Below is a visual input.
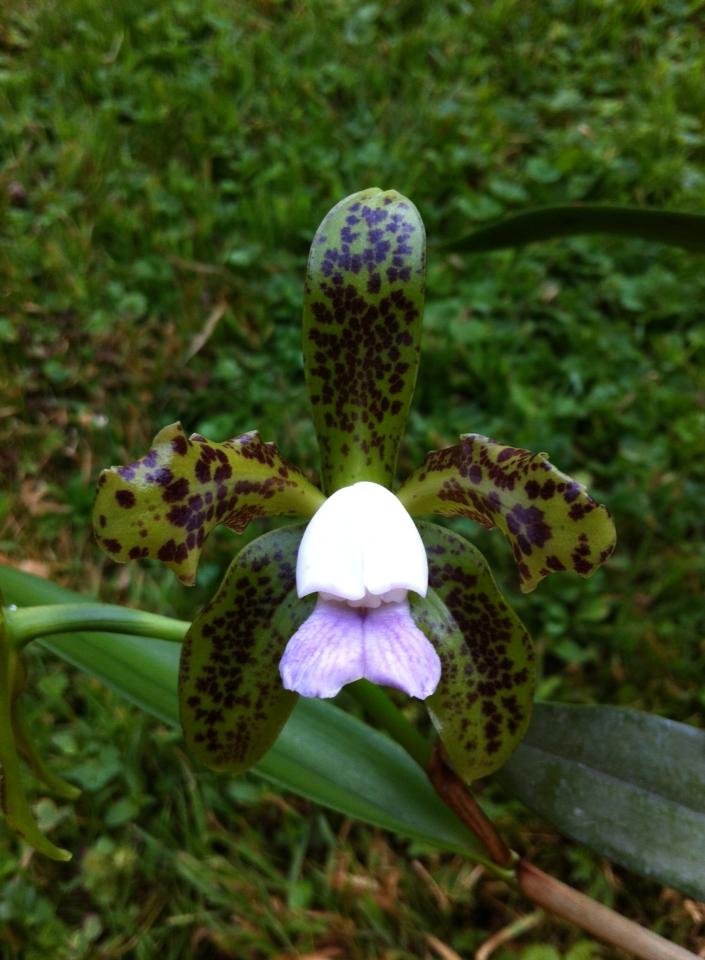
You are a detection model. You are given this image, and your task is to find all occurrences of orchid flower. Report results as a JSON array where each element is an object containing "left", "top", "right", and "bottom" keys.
[{"left": 93, "top": 189, "right": 615, "bottom": 783}]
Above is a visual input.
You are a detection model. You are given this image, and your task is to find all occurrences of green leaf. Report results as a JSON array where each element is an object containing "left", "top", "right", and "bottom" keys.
[
  {"left": 444, "top": 205, "right": 705, "bottom": 254},
  {"left": 66, "top": 745, "right": 123, "bottom": 792},
  {"left": 413, "top": 522, "right": 535, "bottom": 781},
  {"left": 0, "top": 636, "right": 71, "bottom": 860},
  {"left": 398, "top": 434, "right": 616, "bottom": 593},
  {"left": 180, "top": 525, "right": 309, "bottom": 774},
  {"left": 93, "top": 422, "right": 324, "bottom": 585},
  {"left": 0, "top": 564, "right": 488, "bottom": 865},
  {"left": 12, "top": 697, "right": 81, "bottom": 801},
  {"left": 259, "top": 697, "right": 486, "bottom": 859},
  {"left": 496, "top": 703, "right": 705, "bottom": 900},
  {"left": 303, "top": 188, "right": 426, "bottom": 493}
]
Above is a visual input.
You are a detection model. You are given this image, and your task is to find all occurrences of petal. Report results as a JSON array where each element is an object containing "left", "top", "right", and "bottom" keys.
[
  {"left": 280, "top": 599, "right": 364, "bottom": 698},
  {"left": 93, "top": 422, "right": 324, "bottom": 585},
  {"left": 296, "top": 482, "right": 428, "bottom": 601},
  {"left": 179, "top": 525, "right": 307, "bottom": 773},
  {"left": 303, "top": 189, "right": 426, "bottom": 493},
  {"left": 413, "top": 522, "right": 536, "bottom": 782},
  {"left": 296, "top": 486, "right": 366, "bottom": 601},
  {"left": 362, "top": 599, "right": 440, "bottom": 700},
  {"left": 397, "top": 433, "right": 616, "bottom": 593},
  {"left": 358, "top": 483, "right": 428, "bottom": 598}
]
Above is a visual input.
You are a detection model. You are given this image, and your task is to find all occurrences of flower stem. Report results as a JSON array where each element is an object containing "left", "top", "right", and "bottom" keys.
[
  {"left": 427, "top": 744, "right": 514, "bottom": 867},
  {"left": 348, "top": 679, "right": 432, "bottom": 768},
  {"left": 2, "top": 603, "right": 189, "bottom": 649},
  {"left": 517, "top": 860, "right": 698, "bottom": 960}
]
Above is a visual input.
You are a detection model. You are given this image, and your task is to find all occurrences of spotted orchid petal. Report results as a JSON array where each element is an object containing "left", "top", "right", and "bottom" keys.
[
  {"left": 179, "top": 525, "right": 310, "bottom": 773},
  {"left": 303, "top": 188, "right": 426, "bottom": 493},
  {"left": 280, "top": 597, "right": 440, "bottom": 700},
  {"left": 411, "top": 522, "right": 535, "bottom": 781},
  {"left": 397, "top": 434, "right": 616, "bottom": 593},
  {"left": 93, "top": 422, "right": 324, "bottom": 585},
  {"left": 296, "top": 481, "right": 428, "bottom": 604}
]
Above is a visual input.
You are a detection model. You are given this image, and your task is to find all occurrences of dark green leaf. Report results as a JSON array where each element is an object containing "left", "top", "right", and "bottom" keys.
[
  {"left": 496, "top": 702, "right": 705, "bottom": 899},
  {"left": 444, "top": 205, "right": 705, "bottom": 254}
]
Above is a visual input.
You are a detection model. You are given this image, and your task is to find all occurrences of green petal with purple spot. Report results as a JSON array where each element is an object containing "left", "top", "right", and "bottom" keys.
[
  {"left": 303, "top": 188, "right": 426, "bottom": 493},
  {"left": 412, "top": 521, "right": 535, "bottom": 782},
  {"left": 179, "top": 525, "right": 312, "bottom": 773},
  {"left": 93, "top": 422, "right": 324, "bottom": 586},
  {"left": 398, "top": 434, "right": 616, "bottom": 593}
]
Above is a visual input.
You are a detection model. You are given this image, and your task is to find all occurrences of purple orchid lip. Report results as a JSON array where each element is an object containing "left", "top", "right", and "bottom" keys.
[{"left": 279, "top": 596, "right": 441, "bottom": 700}]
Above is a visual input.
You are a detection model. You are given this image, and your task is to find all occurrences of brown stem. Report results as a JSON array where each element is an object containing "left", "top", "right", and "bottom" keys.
[
  {"left": 427, "top": 745, "right": 513, "bottom": 867},
  {"left": 426, "top": 747, "right": 697, "bottom": 960},
  {"left": 518, "top": 860, "right": 698, "bottom": 960}
]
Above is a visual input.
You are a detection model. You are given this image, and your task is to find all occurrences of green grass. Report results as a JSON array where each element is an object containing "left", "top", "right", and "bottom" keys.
[{"left": 1, "top": 0, "right": 705, "bottom": 955}]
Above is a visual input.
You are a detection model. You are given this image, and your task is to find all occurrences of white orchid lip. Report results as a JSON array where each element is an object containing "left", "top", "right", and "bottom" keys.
[
  {"left": 296, "top": 481, "right": 428, "bottom": 605},
  {"left": 280, "top": 482, "right": 440, "bottom": 700}
]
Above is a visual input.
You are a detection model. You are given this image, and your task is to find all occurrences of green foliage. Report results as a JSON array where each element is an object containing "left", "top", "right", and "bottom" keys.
[
  {"left": 2, "top": 0, "right": 704, "bottom": 954},
  {"left": 498, "top": 703, "right": 705, "bottom": 900}
]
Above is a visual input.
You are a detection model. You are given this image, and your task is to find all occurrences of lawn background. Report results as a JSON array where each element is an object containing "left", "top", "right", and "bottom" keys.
[{"left": 1, "top": 0, "right": 704, "bottom": 956}]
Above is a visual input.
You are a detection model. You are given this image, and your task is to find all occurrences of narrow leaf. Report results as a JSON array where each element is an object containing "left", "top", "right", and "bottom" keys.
[
  {"left": 93, "top": 422, "right": 324, "bottom": 585},
  {"left": 445, "top": 205, "right": 705, "bottom": 254},
  {"left": 496, "top": 703, "right": 705, "bottom": 899},
  {"left": 398, "top": 434, "right": 616, "bottom": 593},
  {"left": 0, "top": 565, "right": 487, "bottom": 862},
  {"left": 0, "top": 638, "right": 71, "bottom": 860},
  {"left": 303, "top": 188, "right": 426, "bottom": 493},
  {"left": 180, "top": 526, "right": 309, "bottom": 773},
  {"left": 413, "top": 522, "right": 535, "bottom": 780}
]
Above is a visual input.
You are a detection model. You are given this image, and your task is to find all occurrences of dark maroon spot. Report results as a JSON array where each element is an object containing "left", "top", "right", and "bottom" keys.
[
  {"left": 115, "top": 489, "right": 136, "bottom": 508},
  {"left": 158, "top": 539, "right": 177, "bottom": 562},
  {"left": 524, "top": 480, "right": 540, "bottom": 499},
  {"left": 564, "top": 482, "right": 581, "bottom": 503},
  {"left": 163, "top": 477, "right": 190, "bottom": 503},
  {"left": 171, "top": 434, "right": 188, "bottom": 455}
]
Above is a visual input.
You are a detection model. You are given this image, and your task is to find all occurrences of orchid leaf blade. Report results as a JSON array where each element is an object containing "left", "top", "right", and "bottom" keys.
[
  {"left": 414, "top": 522, "right": 535, "bottom": 781},
  {"left": 444, "top": 205, "right": 705, "bottom": 254},
  {"left": 303, "top": 188, "right": 426, "bottom": 493},
  {"left": 0, "top": 640, "right": 72, "bottom": 860},
  {"left": 258, "top": 697, "right": 487, "bottom": 861},
  {"left": 180, "top": 525, "right": 308, "bottom": 774},
  {"left": 399, "top": 434, "right": 616, "bottom": 593},
  {"left": 496, "top": 703, "right": 705, "bottom": 899},
  {"left": 0, "top": 564, "right": 487, "bottom": 864},
  {"left": 93, "top": 422, "right": 324, "bottom": 585}
]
